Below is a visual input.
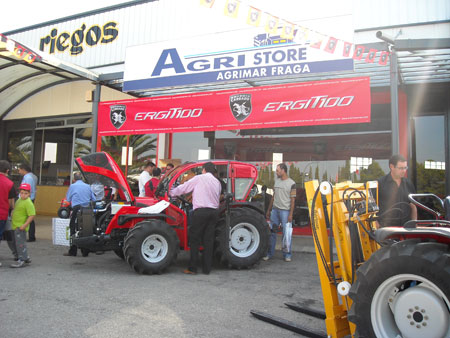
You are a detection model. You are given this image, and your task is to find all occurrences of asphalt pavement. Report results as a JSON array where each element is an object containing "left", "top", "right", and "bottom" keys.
[{"left": 0, "top": 216, "right": 326, "bottom": 338}]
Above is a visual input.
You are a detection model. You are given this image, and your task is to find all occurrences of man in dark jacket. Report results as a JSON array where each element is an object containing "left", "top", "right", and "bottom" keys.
[{"left": 377, "top": 154, "right": 417, "bottom": 227}]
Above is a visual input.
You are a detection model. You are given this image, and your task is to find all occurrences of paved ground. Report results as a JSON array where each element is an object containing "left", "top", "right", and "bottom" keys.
[{"left": 0, "top": 216, "right": 326, "bottom": 338}]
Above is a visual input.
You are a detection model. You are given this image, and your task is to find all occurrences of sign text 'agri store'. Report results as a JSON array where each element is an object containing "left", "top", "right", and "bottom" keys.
[
  {"left": 123, "top": 28, "right": 354, "bottom": 92},
  {"left": 99, "top": 77, "right": 370, "bottom": 136}
]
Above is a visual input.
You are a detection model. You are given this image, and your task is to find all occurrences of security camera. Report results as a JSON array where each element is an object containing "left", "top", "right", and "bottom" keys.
[{"left": 376, "top": 31, "right": 395, "bottom": 45}]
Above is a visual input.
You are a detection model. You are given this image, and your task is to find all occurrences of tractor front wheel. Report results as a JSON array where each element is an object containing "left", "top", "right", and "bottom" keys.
[
  {"left": 123, "top": 220, "right": 179, "bottom": 274},
  {"left": 349, "top": 240, "right": 450, "bottom": 338}
]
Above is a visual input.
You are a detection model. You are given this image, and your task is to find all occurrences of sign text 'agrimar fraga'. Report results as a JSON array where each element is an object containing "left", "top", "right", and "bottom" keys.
[
  {"left": 123, "top": 25, "right": 354, "bottom": 92},
  {"left": 99, "top": 77, "right": 370, "bottom": 136}
]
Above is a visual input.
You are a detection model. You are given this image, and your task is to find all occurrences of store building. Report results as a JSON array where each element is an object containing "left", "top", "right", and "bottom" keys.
[{"left": 1, "top": 0, "right": 449, "bottom": 220}]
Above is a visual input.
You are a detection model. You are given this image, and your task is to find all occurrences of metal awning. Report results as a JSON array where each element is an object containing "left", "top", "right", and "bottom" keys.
[
  {"left": 100, "top": 38, "right": 450, "bottom": 98},
  {"left": 0, "top": 33, "right": 100, "bottom": 120}
]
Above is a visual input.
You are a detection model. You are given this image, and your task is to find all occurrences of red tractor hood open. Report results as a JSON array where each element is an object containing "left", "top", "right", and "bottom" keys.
[{"left": 75, "top": 152, "right": 135, "bottom": 203}]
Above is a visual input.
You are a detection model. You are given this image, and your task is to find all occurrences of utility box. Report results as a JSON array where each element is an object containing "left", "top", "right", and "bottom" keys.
[{"left": 52, "top": 218, "right": 70, "bottom": 246}]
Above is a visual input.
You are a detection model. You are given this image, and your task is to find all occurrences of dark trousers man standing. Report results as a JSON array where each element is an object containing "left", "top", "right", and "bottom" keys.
[
  {"left": 27, "top": 199, "right": 36, "bottom": 241},
  {"left": 66, "top": 205, "right": 81, "bottom": 256},
  {"left": 188, "top": 208, "right": 219, "bottom": 274}
]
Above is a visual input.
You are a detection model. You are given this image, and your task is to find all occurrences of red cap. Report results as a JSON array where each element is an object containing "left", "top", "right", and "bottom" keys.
[{"left": 19, "top": 183, "right": 31, "bottom": 191}]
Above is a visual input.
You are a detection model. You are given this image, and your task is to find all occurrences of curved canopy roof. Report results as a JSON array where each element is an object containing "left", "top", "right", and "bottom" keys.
[{"left": 0, "top": 33, "right": 100, "bottom": 120}]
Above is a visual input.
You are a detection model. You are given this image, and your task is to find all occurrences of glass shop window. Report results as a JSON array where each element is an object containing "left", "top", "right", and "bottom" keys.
[{"left": 7, "top": 131, "right": 33, "bottom": 186}]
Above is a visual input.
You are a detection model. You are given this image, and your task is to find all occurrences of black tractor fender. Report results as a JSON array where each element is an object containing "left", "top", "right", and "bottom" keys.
[
  {"left": 375, "top": 226, "right": 450, "bottom": 245},
  {"left": 218, "top": 201, "right": 265, "bottom": 217}
]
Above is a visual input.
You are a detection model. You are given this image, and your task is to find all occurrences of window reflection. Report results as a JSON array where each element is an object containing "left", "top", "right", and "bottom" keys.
[
  {"left": 101, "top": 134, "right": 157, "bottom": 196},
  {"left": 7, "top": 131, "right": 33, "bottom": 186}
]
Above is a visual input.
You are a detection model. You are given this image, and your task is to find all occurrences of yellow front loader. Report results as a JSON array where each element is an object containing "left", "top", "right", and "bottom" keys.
[{"left": 304, "top": 180, "right": 380, "bottom": 337}]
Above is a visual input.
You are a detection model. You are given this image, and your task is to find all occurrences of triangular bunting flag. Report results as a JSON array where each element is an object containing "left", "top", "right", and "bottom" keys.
[
  {"left": 343, "top": 42, "right": 353, "bottom": 57},
  {"left": 365, "top": 48, "right": 378, "bottom": 63},
  {"left": 353, "top": 45, "right": 365, "bottom": 60},
  {"left": 324, "top": 37, "right": 338, "bottom": 53},
  {"left": 379, "top": 51, "right": 389, "bottom": 65},
  {"left": 296, "top": 26, "right": 310, "bottom": 44},
  {"left": 224, "top": 0, "right": 240, "bottom": 18},
  {"left": 280, "top": 21, "right": 295, "bottom": 40},
  {"left": 310, "top": 31, "right": 326, "bottom": 49},
  {"left": 247, "top": 6, "right": 261, "bottom": 26},
  {"left": 265, "top": 14, "right": 279, "bottom": 35}
]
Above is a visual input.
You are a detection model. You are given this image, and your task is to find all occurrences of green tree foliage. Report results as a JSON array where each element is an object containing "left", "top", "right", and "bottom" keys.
[
  {"left": 416, "top": 162, "right": 445, "bottom": 196},
  {"left": 338, "top": 160, "right": 351, "bottom": 182},
  {"left": 322, "top": 170, "right": 328, "bottom": 182},
  {"left": 8, "top": 135, "right": 32, "bottom": 167},
  {"left": 256, "top": 166, "right": 275, "bottom": 189},
  {"left": 289, "top": 164, "right": 302, "bottom": 183},
  {"left": 314, "top": 166, "right": 320, "bottom": 180},
  {"left": 101, "top": 135, "right": 157, "bottom": 175},
  {"left": 360, "top": 161, "right": 386, "bottom": 182}
]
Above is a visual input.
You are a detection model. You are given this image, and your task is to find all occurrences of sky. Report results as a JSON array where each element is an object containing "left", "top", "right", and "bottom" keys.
[
  {"left": 1, "top": 0, "right": 127, "bottom": 33},
  {"left": 1, "top": 0, "right": 353, "bottom": 33}
]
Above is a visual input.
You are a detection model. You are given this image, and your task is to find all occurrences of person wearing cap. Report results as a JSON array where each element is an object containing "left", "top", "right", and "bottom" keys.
[
  {"left": 10, "top": 183, "right": 35, "bottom": 268},
  {"left": 18, "top": 163, "right": 38, "bottom": 242},
  {"left": 0, "top": 160, "right": 16, "bottom": 268}
]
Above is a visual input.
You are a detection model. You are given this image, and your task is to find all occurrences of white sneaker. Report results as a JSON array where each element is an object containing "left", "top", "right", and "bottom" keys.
[
  {"left": 262, "top": 256, "right": 269, "bottom": 261},
  {"left": 10, "top": 260, "right": 25, "bottom": 268},
  {"left": 284, "top": 257, "right": 291, "bottom": 262}
]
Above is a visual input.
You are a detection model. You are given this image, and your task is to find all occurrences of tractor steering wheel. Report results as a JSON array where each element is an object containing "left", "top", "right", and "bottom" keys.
[{"left": 176, "top": 195, "right": 193, "bottom": 208}]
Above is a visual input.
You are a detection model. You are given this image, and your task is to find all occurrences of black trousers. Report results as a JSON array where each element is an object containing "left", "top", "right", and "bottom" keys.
[
  {"left": 28, "top": 199, "right": 36, "bottom": 240},
  {"left": 68, "top": 205, "right": 81, "bottom": 255},
  {"left": 188, "top": 208, "right": 219, "bottom": 274}
]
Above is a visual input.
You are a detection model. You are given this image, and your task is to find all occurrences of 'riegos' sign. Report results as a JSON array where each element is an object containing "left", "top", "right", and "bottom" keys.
[{"left": 39, "top": 21, "right": 119, "bottom": 56}]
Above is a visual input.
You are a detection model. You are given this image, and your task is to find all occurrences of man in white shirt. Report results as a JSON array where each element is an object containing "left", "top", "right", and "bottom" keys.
[{"left": 138, "top": 161, "right": 155, "bottom": 197}]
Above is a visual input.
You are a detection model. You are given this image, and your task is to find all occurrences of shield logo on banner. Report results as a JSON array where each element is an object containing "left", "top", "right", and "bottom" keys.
[
  {"left": 229, "top": 94, "right": 252, "bottom": 122},
  {"left": 110, "top": 105, "right": 127, "bottom": 130}
]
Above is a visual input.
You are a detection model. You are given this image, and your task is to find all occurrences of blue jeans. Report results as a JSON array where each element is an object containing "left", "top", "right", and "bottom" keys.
[{"left": 267, "top": 208, "right": 291, "bottom": 259}]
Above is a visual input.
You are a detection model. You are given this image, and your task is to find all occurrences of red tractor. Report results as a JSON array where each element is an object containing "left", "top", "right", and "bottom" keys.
[{"left": 72, "top": 152, "right": 269, "bottom": 274}]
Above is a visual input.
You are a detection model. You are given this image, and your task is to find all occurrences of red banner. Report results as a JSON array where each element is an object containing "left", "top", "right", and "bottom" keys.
[{"left": 98, "top": 77, "right": 370, "bottom": 136}]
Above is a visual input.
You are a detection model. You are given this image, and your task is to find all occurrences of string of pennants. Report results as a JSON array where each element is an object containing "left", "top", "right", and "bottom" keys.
[
  {"left": 199, "top": 0, "right": 390, "bottom": 66},
  {"left": 0, "top": 33, "right": 41, "bottom": 64}
]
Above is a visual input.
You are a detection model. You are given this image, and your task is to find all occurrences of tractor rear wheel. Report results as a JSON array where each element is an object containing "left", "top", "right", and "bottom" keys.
[
  {"left": 123, "top": 220, "right": 179, "bottom": 274},
  {"left": 349, "top": 240, "right": 450, "bottom": 338},
  {"left": 215, "top": 208, "right": 269, "bottom": 269}
]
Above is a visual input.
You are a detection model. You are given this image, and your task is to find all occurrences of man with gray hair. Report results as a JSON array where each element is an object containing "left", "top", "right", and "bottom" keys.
[{"left": 63, "top": 173, "right": 95, "bottom": 257}]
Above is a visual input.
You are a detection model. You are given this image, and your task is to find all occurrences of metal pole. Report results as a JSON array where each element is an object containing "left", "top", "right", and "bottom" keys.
[
  {"left": 446, "top": 94, "right": 450, "bottom": 196},
  {"left": 390, "top": 49, "right": 399, "bottom": 155},
  {"left": 91, "top": 83, "right": 101, "bottom": 153}
]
